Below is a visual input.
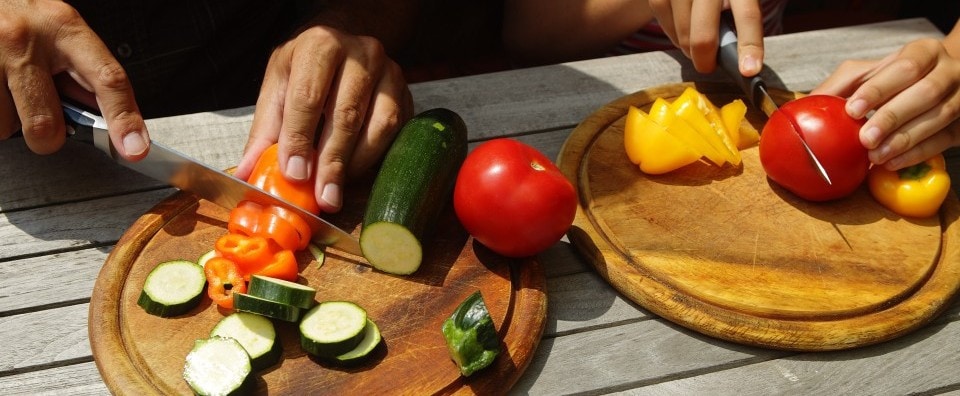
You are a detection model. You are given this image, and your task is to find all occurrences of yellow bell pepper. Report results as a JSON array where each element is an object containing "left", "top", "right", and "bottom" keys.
[
  {"left": 623, "top": 105, "right": 700, "bottom": 174},
  {"left": 867, "top": 153, "right": 951, "bottom": 218}
]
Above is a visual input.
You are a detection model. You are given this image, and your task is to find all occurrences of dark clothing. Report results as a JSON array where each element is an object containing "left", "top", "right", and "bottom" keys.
[{"left": 67, "top": 1, "right": 302, "bottom": 118}]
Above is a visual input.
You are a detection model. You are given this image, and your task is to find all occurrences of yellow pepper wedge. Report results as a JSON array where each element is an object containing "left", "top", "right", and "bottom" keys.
[
  {"left": 671, "top": 88, "right": 740, "bottom": 166},
  {"left": 649, "top": 98, "right": 726, "bottom": 166},
  {"left": 867, "top": 153, "right": 951, "bottom": 218},
  {"left": 719, "top": 99, "right": 760, "bottom": 149},
  {"left": 623, "top": 105, "right": 700, "bottom": 174}
]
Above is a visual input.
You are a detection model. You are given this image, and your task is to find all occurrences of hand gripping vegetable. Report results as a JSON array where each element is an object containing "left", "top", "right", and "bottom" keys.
[{"left": 868, "top": 153, "right": 951, "bottom": 218}]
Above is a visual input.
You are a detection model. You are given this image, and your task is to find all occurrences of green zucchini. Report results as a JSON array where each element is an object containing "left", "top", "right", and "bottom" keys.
[
  {"left": 210, "top": 312, "right": 282, "bottom": 371},
  {"left": 247, "top": 275, "right": 317, "bottom": 309},
  {"left": 333, "top": 319, "right": 382, "bottom": 366},
  {"left": 299, "top": 301, "right": 368, "bottom": 358},
  {"left": 137, "top": 260, "right": 206, "bottom": 317},
  {"left": 361, "top": 108, "right": 468, "bottom": 275},
  {"left": 182, "top": 335, "right": 253, "bottom": 396},
  {"left": 233, "top": 292, "right": 302, "bottom": 322},
  {"left": 442, "top": 291, "right": 501, "bottom": 377}
]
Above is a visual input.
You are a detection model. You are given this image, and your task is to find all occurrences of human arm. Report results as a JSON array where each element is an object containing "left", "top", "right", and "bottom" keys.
[
  {"left": 812, "top": 19, "right": 960, "bottom": 170},
  {"left": 501, "top": 0, "right": 653, "bottom": 65},
  {"left": 234, "top": 2, "right": 418, "bottom": 213},
  {"left": 648, "top": 0, "right": 765, "bottom": 76},
  {"left": 0, "top": 0, "right": 149, "bottom": 160}
]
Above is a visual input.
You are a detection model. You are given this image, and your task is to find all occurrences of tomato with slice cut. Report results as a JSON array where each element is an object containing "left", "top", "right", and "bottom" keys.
[{"left": 759, "top": 95, "right": 869, "bottom": 201}]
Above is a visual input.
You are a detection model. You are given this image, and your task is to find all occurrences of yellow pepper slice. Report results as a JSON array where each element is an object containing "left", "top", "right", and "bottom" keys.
[
  {"left": 672, "top": 88, "right": 740, "bottom": 166},
  {"left": 623, "top": 105, "right": 700, "bottom": 174},
  {"left": 647, "top": 98, "right": 723, "bottom": 166},
  {"left": 867, "top": 153, "right": 951, "bottom": 218},
  {"left": 719, "top": 99, "right": 759, "bottom": 149}
]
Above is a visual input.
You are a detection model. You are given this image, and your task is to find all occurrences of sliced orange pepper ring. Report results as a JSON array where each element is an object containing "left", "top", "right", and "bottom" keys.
[
  {"left": 204, "top": 257, "right": 247, "bottom": 309},
  {"left": 215, "top": 233, "right": 276, "bottom": 275},
  {"left": 254, "top": 249, "right": 300, "bottom": 282}
]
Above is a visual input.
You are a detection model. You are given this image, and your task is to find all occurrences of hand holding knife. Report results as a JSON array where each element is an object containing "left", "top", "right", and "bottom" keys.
[
  {"left": 62, "top": 102, "right": 363, "bottom": 256},
  {"left": 715, "top": 14, "right": 833, "bottom": 185}
]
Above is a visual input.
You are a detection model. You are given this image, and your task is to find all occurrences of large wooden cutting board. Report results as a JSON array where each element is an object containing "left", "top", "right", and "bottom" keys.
[
  {"left": 558, "top": 82, "right": 960, "bottom": 351},
  {"left": 88, "top": 179, "right": 546, "bottom": 395}
]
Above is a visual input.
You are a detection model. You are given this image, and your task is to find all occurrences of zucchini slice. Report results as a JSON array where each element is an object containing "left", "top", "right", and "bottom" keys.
[
  {"left": 300, "top": 301, "right": 368, "bottom": 358},
  {"left": 247, "top": 275, "right": 317, "bottom": 309},
  {"left": 333, "top": 319, "right": 382, "bottom": 366},
  {"left": 182, "top": 335, "right": 252, "bottom": 396},
  {"left": 361, "top": 108, "right": 468, "bottom": 275},
  {"left": 137, "top": 260, "right": 206, "bottom": 317},
  {"left": 442, "top": 291, "right": 501, "bottom": 376},
  {"left": 197, "top": 249, "right": 217, "bottom": 268},
  {"left": 233, "top": 293, "right": 302, "bottom": 322},
  {"left": 210, "top": 312, "right": 282, "bottom": 371}
]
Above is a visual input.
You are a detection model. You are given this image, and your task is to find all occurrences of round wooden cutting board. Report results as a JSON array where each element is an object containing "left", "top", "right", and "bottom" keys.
[
  {"left": 88, "top": 180, "right": 546, "bottom": 395},
  {"left": 558, "top": 82, "right": 960, "bottom": 351}
]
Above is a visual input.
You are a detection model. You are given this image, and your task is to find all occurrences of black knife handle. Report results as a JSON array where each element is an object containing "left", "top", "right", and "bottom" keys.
[{"left": 717, "top": 12, "right": 767, "bottom": 111}]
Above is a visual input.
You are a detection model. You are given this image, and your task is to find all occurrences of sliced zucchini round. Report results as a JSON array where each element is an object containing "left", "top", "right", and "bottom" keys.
[
  {"left": 334, "top": 319, "right": 382, "bottom": 366},
  {"left": 300, "top": 301, "right": 368, "bottom": 357},
  {"left": 247, "top": 275, "right": 317, "bottom": 309},
  {"left": 197, "top": 249, "right": 217, "bottom": 269},
  {"left": 182, "top": 335, "right": 252, "bottom": 396},
  {"left": 233, "top": 293, "right": 302, "bottom": 323},
  {"left": 137, "top": 260, "right": 206, "bottom": 317},
  {"left": 210, "top": 312, "right": 281, "bottom": 371}
]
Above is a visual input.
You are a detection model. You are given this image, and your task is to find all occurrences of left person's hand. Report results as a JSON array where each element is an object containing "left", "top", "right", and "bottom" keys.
[
  {"left": 234, "top": 25, "right": 413, "bottom": 213},
  {"left": 812, "top": 38, "right": 960, "bottom": 170}
]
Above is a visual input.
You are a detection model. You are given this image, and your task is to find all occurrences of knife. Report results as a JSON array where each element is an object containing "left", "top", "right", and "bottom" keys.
[
  {"left": 61, "top": 102, "right": 363, "bottom": 257},
  {"left": 716, "top": 15, "right": 833, "bottom": 185}
]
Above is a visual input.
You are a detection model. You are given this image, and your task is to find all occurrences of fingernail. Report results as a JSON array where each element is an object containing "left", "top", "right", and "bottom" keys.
[
  {"left": 861, "top": 126, "right": 881, "bottom": 148},
  {"left": 285, "top": 155, "right": 310, "bottom": 181},
  {"left": 321, "top": 183, "right": 341, "bottom": 209},
  {"left": 847, "top": 99, "right": 868, "bottom": 119},
  {"left": 741, "top": 55, "right": 761, "bottom": 75},
  {"left": 122, "top": 131, "right": 148, "bottom": 156}
]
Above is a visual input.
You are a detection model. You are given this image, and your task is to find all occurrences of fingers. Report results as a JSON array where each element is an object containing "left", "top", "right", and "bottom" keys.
[
  {"left": 687, "top": 0, "right": 724, "bottom": 73},
  {"left": 312, "top": 38, "right": 383, "bottom": 213},
  {"left": 845, "top": 39, "right": 941, "bottom": 121},
  {"left": 8, "top": 63, "right": 66, "bottom": 155},
  {"left": 880, "top": 118, "right": 960, "bottom": 170},
  {"left": 728, "top": 0, "right": 764, "bottom": 76},
  {"left": 237, "top": 71, "right": 286, "bottom": 181},
  {"left": 59, "top": 23, "right": 149, "bottom": 161},
  {"left": 810, "top": 59, "right": 880, "bottom": 97},
  {"left": 346, "top": 62, "right": 410, "bottom": 179},
  {"left": 648, "top": 0, "right": 681, "bottom": 50}
]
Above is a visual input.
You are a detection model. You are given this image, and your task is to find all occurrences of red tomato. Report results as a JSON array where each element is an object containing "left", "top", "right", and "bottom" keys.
[
  {"left": 454, "top": 138, "right": 577, "bottom": 258},
  {"left": 759, "top": 95, "right": 869, "bottom": 201}
]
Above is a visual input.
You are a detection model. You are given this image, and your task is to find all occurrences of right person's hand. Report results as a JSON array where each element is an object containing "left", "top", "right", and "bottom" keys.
[
  {"left": 648, "top": 0, "right": 765, "bottom": 76},
  {"left": 812, "top": 38, "right": 960, "bottom": 170},
  {"left": 0, "top": 0, "right": 149, "bottom": 160},
  {"left": 235, "top": 25, "right": 412, "bottom": 214}
]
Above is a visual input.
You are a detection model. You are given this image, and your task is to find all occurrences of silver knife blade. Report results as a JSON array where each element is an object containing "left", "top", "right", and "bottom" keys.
[
  {"left": 717, "top": 15, "right": 833, "bottom": 185},
  {"left": 62, "top": 102, "right": 363, "bottom": 256}
]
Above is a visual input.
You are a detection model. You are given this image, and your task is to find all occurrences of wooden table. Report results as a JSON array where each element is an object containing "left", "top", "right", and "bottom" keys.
[{"left": 2, "top": 18, "right": 959, "bottom": 395}]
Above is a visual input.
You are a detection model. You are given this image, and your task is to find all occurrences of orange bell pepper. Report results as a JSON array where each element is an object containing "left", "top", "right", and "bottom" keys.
[
  {"left": 246, "top": 143, "right": 321, "bottom": 215},
  {"left": 204, "top": 257, "right": 247, "bottom": 309},
  {"left": 254, "top": 249, "right": 300, "bottom": 281},
  {"left": 867, "top": 153, "right": 951, "bottom": 218},
  {"left": 215, "top": 233, "right": 275, "bottom": 274},
  {"left": 228, "top": 200, "right": 312, "bottom": 251}
]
